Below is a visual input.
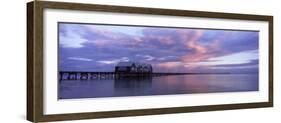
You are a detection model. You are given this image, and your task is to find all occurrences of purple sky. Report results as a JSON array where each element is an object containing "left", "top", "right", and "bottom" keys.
[{"left": 59, "top": 23, "right": 259, "bottom": 73}]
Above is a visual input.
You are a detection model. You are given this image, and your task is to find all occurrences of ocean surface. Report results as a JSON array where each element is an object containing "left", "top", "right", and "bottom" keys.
[{"left": 59, "top": 74, "right": 258, "bottom": 99}]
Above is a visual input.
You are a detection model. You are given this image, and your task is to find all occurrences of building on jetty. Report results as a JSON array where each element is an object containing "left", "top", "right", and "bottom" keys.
[{"left": 114, "top": 62, "right": 153, "bottom": 76}]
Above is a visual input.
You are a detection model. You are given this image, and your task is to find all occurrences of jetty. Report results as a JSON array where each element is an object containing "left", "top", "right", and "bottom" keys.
[{"left": 59, "top": 71, "right": 230, "bottom": 80}]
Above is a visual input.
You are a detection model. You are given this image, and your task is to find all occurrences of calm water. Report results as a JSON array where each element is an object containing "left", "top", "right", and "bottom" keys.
[{"left": 59, "top": 74, "right": 258, "bottom": 99}]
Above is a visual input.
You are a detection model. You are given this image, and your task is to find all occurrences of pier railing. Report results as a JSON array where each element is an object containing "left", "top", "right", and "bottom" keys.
[
  {"left": 59, "top": 71, "right": 199, "bottom": 80},
  {"left": 59, "top": 71, "right": 231, "bottom": 80}
]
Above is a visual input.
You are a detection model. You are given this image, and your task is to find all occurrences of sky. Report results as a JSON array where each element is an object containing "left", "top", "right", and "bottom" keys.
[{"left": 58, "top": 23, "right": 259, "bottom": 73}]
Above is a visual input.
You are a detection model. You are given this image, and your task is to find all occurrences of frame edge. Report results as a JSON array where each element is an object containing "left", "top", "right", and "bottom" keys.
[
  {"left": 37, "top": 1, "right": 272, "bottom": 21},
  {"left": 27, "top": 1, "right": 35, "bottom": 122},
  {"left": 268, "top": 16, "right": 274, "bottom": 107}
]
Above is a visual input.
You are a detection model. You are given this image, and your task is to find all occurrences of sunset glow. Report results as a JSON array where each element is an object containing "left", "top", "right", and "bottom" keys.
[{"left": 59, "top": 23, "right": 259, "bottom": 73}]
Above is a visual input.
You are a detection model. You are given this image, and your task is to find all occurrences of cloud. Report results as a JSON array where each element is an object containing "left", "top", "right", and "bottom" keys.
[
  {"left": 59, "top": 23, "right": 89, "bottom": 48},
  {"left": 68, "top": 57, "right": 92, "bottom": 62},
  {"left": 136, "top": 54, "right": 155, "bottom": 61},
  {"left": 96, "top": 60, "right": 116, "bottom": 65},
  {"left": 181, "top": 30, "right": 207, "bottom": 54},
  {"left": 97, "top": 57, "right": 130, "bottom": 65},
  {"left": 213, "top": 59, "right": 258, "bottom": 68},
  {"left": 157, "top": 62, "right": 183, "bottom": 68},
  {"left": 59, "top": 23, "right": 259, "bottom": 73}
]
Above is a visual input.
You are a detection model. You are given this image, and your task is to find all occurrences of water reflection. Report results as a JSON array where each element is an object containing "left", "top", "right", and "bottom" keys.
[
  {"left": 114, "top": 76, "right": 152, "bottom": 90},
  {"left": 59, "top": 74, "right": 259, "bottom": 99}
]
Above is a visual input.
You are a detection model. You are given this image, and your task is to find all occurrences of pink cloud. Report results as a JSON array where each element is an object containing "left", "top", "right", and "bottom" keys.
[
  {"left": 177, "top": 30, "right": 224, "bottom": 63},
  {"left": 157, "top": 62, "right": 183, "bottom": 69},
  {"left": 180, "top": 30, "right": 207, "bottom": 54}
]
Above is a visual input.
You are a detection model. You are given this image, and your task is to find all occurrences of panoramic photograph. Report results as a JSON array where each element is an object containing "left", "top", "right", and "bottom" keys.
[{"left": 58, "top": 22, "right": 259, "bottom": 99}]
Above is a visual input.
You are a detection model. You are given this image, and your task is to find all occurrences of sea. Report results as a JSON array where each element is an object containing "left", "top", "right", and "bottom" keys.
[{"left": 59, "top": 74, "right": 258, "bottom": 99}]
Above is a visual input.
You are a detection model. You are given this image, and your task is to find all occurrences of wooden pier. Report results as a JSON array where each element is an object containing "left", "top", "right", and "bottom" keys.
[
  {"left": 59, "top": 71, "right": 230, "bottom": 80},
  {"left": 59, "top": 72, "right": 115, "bottom": 80}
]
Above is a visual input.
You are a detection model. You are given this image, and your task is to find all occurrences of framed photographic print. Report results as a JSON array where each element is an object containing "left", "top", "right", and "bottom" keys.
[{"left": 27, "top": 0, "right": 273, "bottom": 122}]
